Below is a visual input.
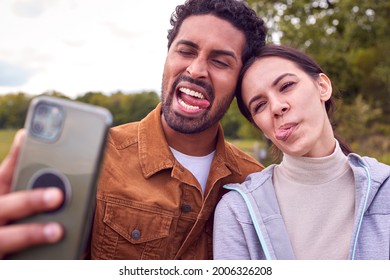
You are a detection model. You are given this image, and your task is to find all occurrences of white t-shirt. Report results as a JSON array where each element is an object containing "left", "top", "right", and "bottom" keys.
[{"left": 170, "top": 147, "right": 215, "bottom": 193}]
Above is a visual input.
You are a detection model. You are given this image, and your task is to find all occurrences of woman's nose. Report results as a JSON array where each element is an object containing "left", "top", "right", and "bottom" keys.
[{"left": 271, "top": 98, "right": 289, "bottom": 116}]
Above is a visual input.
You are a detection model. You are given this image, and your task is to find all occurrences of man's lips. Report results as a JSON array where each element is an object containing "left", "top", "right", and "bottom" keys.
[
  {"left": 177, "top": 87, "right": 211, "bottom": 111},
  {"left": 275, "top": 123, "right": 297, "bottom": 141}
]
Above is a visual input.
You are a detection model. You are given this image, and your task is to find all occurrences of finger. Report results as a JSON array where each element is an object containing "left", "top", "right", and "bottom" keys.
[
  {"left": 0, "top": 222, "right": 63, "bottom": 259},
  {"left": 0, "top": 188, "right": 63, "bottom": 225},
  {"left": 0, "top": 129, "right": 26, "bottom": 195}
]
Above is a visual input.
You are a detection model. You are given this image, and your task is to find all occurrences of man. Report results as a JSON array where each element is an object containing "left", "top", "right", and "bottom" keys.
[
  {"left": 0, "top": 0, "right": 266, "bottom": 259},
  {"left": 90, "top": 0, "right": 266, "bottom": 259}
]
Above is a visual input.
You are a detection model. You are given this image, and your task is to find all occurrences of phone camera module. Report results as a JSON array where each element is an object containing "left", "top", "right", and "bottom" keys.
[{"left": 30, "top": 102, "right": 64, "bottom": 142}]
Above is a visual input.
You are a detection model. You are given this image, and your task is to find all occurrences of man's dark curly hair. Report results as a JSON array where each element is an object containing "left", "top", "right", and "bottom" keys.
[{"left": 167, "top": 0, "right": 267, "bottom": 65}]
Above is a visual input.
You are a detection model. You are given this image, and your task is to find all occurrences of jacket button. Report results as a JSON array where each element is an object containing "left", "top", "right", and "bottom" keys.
[
  {"left": 181, "top": 204, "right": 192, "bottom": 213},
  {"left": 131, "top": 229, "right": 141, "bottom": 240}
]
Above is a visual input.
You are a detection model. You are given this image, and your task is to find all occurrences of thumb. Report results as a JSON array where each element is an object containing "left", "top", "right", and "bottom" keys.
[{"left": 0, "top": 129, "right": 25, "bottom": 195}]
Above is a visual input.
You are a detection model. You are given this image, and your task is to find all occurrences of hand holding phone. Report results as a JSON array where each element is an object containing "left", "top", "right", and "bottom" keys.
[
  {"left": 6, "top": 96, "right": 112, "bottom": 259},
  {"left": 0, "top": 130, "right": 63, "bottom": 259}
]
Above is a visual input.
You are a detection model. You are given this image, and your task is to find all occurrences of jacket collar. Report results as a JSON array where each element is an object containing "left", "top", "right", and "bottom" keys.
[{"left": 347, "top": 153, "right": 390, "bottom": 214}]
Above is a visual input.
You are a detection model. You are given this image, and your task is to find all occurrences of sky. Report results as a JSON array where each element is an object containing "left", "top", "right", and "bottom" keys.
[{"left": 0, "top": 0, "right": 185, "bottom": 99}]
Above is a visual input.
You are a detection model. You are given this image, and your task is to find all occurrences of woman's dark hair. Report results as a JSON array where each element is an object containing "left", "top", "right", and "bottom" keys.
[
  {"left": 236, "top": 44, "right": 352, "bottom": 157},
  {"left": 167, "top": 0, "right": 267, "bottom": 65}
]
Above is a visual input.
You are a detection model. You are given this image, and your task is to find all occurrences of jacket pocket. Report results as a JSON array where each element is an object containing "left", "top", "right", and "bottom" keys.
[
  {"left": 101, "top": 201, "right": 173, "bottom": 259},
  {"left": 104, "top": 202, "right": 172, "bottom": 242}
]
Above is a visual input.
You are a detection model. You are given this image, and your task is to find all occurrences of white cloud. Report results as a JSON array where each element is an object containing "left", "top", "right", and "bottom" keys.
[
  {"left": 11, "top": 0, "right": 58, "bottom": 18},
  {"left": 0, "top": 0, "right": 185, "bottom": 98}
]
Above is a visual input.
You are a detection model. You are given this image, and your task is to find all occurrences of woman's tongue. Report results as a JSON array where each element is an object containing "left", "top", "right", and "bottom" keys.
[
  {"left": 275, "top": 126, "right": 294, "bottom": 141},
  {"left": 180, "top": 92, "right": 210, "bottom": 109}
]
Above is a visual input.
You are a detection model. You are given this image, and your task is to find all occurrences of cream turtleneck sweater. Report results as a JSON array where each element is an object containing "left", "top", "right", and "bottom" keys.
[{"left": 273, "top": 140, "right": 355, "bottom": 259}]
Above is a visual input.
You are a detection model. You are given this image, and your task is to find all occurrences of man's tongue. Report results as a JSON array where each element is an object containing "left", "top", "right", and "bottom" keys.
[{"left": 180, "top": 92, "right": 210, "bottom": 108}]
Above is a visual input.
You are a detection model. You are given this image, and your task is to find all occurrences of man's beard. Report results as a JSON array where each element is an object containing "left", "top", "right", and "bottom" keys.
[{"left": 161, "top": 75, "right": 233, "bottom": 134}]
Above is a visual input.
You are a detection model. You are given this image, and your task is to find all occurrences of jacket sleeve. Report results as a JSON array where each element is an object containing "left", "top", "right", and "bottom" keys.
[{"left": 213, "top": 193, "right": 260, "bottom": 260}]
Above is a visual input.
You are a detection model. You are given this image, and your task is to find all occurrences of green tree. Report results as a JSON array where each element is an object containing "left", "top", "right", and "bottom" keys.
[
  {"left": 0, "top": 93, "right": 31, "bottom": 128},
  {"left": 221, "top": 99, "right": 243, "bottom": 139},
  {"left": 221, "top": 98, "right": 261, "bottom": 139},
  {"left": 247, "top": 0, "right": 390, "bottom": 123},
  {"left": 334, "top": 95, "right": 389, "bottom": 163},
  {"left": 76, "top": 91, "right": 160, "bottom": 126},
  {"left": 76, "top": 91, "right": 110, "bottom": 107},
  {"left": 124, "top": 91, "right": 160, "bottom": 123}
]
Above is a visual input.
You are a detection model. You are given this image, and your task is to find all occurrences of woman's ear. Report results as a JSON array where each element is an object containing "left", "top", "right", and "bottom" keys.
[{"left": 318, "top": 73, "right": 332, "bottom": 101}]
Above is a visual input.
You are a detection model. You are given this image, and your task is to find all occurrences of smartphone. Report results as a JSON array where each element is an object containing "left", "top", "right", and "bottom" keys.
[{"left": 7, "top": 95, "right": 113, "bottom": 260}]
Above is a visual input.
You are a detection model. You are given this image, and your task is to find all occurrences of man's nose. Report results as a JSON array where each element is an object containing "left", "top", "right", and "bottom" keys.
[{"left": 186, "top": 57, "right": 208, "bottom": 79}]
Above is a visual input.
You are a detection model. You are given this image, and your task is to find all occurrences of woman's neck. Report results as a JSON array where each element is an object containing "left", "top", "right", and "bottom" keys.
[{"left": 278, "top": 140, "right": 350, "bottom": 185}]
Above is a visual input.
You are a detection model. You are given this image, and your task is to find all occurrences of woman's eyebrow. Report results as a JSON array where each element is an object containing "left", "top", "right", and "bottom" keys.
[
  {"left": 272, "top": 73, "right": 297, "bottom": 86},
  {"left": 248, "top": 95, "right": 262, "bottom": 110}
]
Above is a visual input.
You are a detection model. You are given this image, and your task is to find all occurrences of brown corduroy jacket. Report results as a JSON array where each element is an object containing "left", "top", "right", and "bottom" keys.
[{"left": 90, "top": 103, "right": 263, "bottom": 259}]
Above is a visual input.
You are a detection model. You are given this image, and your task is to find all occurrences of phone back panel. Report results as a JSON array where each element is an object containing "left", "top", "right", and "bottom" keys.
[{"left": 8, "top": 96, "right": 112, "bottom": 259}]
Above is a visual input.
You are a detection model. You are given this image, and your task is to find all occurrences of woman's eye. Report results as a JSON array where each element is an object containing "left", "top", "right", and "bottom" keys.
[
  {"left": 252, "top": 101, "right": 266, "bottom": 114},
  {"left": 280, "top": 81, "right": 294, "bottom": 92}
]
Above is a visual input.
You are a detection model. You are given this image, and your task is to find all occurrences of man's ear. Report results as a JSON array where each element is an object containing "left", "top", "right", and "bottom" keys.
[{"left": 318, "top": 73, "right": 332, "bottom": 101}]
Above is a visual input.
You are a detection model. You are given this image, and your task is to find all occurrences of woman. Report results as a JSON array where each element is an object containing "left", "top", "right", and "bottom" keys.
[{"left": 213, "top": 44, "right": 390, "bottom": 260}]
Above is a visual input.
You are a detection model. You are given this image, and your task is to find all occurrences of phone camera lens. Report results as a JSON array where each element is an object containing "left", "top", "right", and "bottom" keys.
[
  {"left": 37, "top": 105, "right": 48, "bottom": 116},
  {"left": 32, "top": 122, "right": 44, "bottom": 134}
]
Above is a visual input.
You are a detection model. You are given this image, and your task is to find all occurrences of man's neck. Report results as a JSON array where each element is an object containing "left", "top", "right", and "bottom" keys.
[{"left": 161, "top": 115, "right": 218, "bottom": 156}]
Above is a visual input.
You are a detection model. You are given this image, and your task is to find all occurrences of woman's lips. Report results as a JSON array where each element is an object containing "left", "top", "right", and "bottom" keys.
[{"left": 275, "top": 123, "right": 297, "bottom": 141}]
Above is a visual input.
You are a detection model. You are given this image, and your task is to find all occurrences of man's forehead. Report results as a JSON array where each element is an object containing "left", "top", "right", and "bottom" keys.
[
  {"left": 179, "top": 14, "right": 239, "bottom": 33},
  {"left": 174, "top": 14, "right": 246, "bottom": 53}
]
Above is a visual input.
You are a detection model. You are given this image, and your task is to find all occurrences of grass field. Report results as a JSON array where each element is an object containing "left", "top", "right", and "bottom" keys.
[{"left": 0, "top": 129, "right": 17, "bottom": 161}]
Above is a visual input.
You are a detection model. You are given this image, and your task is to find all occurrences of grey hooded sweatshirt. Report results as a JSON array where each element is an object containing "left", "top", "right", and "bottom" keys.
[{"left": 213, "top": 154, "right": 390, "bottom": 260}]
